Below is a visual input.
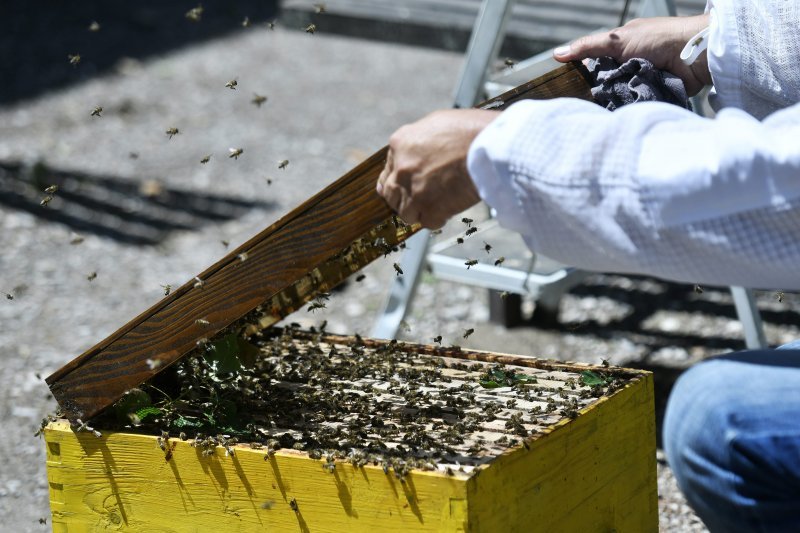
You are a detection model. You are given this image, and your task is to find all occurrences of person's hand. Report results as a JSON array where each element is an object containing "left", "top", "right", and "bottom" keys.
[
  {"left": 553, "top": 14, "right": 712, "bottom": 96},
  {"left": 377, "top": 109, "right": 498, "bottom": 229}
]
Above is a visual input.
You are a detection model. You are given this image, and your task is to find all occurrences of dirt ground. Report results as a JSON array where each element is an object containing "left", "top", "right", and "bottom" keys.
[{"left": 1, "top": 7, "right": 798, "bottom": 531}]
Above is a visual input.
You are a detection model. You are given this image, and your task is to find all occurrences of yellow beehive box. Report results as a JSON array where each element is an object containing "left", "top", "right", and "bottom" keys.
[{"left": 44, "top": 332, "right": 656, "bottom": 532}]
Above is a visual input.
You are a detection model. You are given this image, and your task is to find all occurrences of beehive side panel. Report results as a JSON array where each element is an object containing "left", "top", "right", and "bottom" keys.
[
  {"left": 466, "top": 375, "right": 657, "bottom": 533},
  {"left": 44, "top": 422, "right": 469, "bottom": 532}
]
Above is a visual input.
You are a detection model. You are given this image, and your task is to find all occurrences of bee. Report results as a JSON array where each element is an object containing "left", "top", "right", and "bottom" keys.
[
  {"left": 193, "top": 276, "right": 205, "bottom": 289},
  {"left": 483, "top": 241, "right": 492, "bottom": 254},
  {"left": 70, "top": 234, "right": 85, "bottom": 245},
  {"left": 500, "top": 291, "right": 509, "bottom": 300},
  {"left": 251, "top": 93, "right": 267, "bottom": 107},
  {"left": 776, "top": 291, "right": 785, "bottom": 303},
  {"left": 38, "top": 518, "right": 47, "bottom": 525},
  {"left": 289, "top": 498, "right": 299, "bottom": 512},
  {"left": 266, "top": 20, "right": 276, "bottom": 30},
  {"left": 185, "top": 5, "right": 203, "bottom": 22},
  {"left": 430, "top": 229, "right": 443, "bottom": 235},
  {"left": 160, "top": 284, "right": 172, "bottom": 295},
  {"left": 179, "top": 432, "right": 187, "bottom": 441},
  {"left": 463, "top": 328, "right": 474, "bottom": 339},
  {"left": 44, "top": 184, "right": 58, "bottom": 194},
  {"left": 90, "top": 106, "right": 103, "bottom": 117},
  {"left": 456, "top": 237, "right": 464, "bottom": 245},
  {"left": 4, "top": 293, "right": 12, "bottom": 301},
  {"left": 465, "top": 259, "right": 478, "bottom": 269},
  {"left": 393, "top": 263, "right": 403, "bottom": 276},
  {"left": 260, "top": 500, "right": 275, "bottom": 510},
  {"left": 265, "top": 178, "right": 272, "bottom": 185},
  {"left": 465, "top": 227, "right": 478, "bottom": 237},
  {"left": 88, "top": 21, "right": 100, "bottom": 32},
  {"left": 39, "top": 195, "right": 54, "bottom": 207},
  {"left": 200, "top": 154, "right": 211, "bottom": 164},
  {"left": 87, "top": 271, "right": 97, "bottom": 281},
  {"left": 225, "top": 79, "right": 238, "bottom": 90},
  {"left": 692, "top": 35, "right": 705, "bottom": 47},
  {"left": 164, "top": 440, "right": 178, "bottom": 461},
  {"left": 129, "top": 152, "right": 139, "bottom": 159},
  {"left": 221, "top": 240, "right": 229, "bottom": 248},
  {"left": 195, "top": 318, "right": 210, "bottom": 326},
  {"left": 242, "top": 16, "right": 251, "bottom": 27},
  {"left": 228, "top": 147, "right": 244, "bottom": 159},
  {"left": 307, "top": 300, "right": 326, "bottom": 312},
  {"left": 278, "top": 159, "right": 289, "bottom": 169},
  {"left": 305, "top": 23, "right": 317, "bottom": 34},
  {"left": 504, "top": 57, "right": 517, "bottom": 68},
  {"left": 433, "top": 335, "right": 442, "bottom": 345},
  {"left": 355, "top": 274, "right": 366, "bottom": 282},
  {"left": 693, "top": 284, "right": 704, "bottom": 294},
  {"left": 399, "top": 320, "right": 411, "bottom": 333},
  {"left": 237, "top": 252, "right": 248, "bottom": 262},
  {"left": 461, "top": 217, "right": 473, "bottom": 227},
  {"left": 314, "top": 3, "right": 326, "bottom": 13},
  {"left": 67, "top": 54, "right": 81, "bottom": 66},
  {"left": 494, "top": 256, "right": 505, "bottom": 266},
  {"left": 165, "top": 127, "right": 179, "bottom": 139}
]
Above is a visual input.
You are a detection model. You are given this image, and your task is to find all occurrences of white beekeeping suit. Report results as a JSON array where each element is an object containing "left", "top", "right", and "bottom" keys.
[{"left": 467, "top": 0, "right": 800, "bottom": 290}]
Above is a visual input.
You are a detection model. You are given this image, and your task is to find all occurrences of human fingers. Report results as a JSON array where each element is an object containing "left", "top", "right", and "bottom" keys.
[
  {"left": 553, "top": 30, "right": 622, "bottom": 62},
  {"left": 376, "top": 149, "right": 394, "bottom": 195}
]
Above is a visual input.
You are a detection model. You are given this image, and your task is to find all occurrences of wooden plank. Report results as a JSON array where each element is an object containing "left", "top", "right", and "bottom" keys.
[{"left": 46, "top": 62, "right": 593, "bottom": 423}]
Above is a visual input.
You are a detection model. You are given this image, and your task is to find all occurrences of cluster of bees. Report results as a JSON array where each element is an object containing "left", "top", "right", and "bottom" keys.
[{"left": 93, "top": 325, "right": 627, "bottom": 479}]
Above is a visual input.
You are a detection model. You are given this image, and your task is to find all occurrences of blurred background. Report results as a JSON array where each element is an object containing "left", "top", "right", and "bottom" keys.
[{"left": 1, "top": 1, "right": 796, "bottom": 531}]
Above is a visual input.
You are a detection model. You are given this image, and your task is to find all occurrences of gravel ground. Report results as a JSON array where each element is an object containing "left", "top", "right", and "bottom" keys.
[{"left": 2, "top": 16, "right": 799, "bottom": 532}]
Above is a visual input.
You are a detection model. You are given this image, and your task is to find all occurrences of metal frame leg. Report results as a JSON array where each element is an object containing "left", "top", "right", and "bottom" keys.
[
  {"left": 371, "top": 0, "right": 516, "bottom": 339},
  {"left": 730, "top": 286, "right": 768, "bottom": 349}
]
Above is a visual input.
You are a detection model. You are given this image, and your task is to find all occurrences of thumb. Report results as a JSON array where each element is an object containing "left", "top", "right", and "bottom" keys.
[{"left": 553, "top": 31, "right": 620, "bottom": 62}]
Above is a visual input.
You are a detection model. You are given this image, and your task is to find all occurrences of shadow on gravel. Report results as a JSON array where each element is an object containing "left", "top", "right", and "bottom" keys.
[
  {"left": 1, "top": 1, "right": 279, "bottom": 106},
  {"left": 0, "top": 161, "right": 275, "bottom": 245}
]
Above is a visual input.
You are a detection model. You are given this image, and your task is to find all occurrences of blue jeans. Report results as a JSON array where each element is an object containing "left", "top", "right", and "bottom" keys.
[{"left": 663, "top": 341, "right": 800, "bottom": 533}]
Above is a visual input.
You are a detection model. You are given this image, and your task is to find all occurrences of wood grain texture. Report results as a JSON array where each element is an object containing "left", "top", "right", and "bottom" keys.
[
  {"left": 43, "top": 340, "right": 655, "bottom": 532},
  {"left": 47, "top": 62, "right": 594, "bottom": 422}
]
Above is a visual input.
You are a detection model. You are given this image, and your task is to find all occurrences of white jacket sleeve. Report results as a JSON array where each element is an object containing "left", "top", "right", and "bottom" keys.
[
  {"left": 468, "top": 98, "right": 800, "bottom": 290},
  {"left": 467, "top": 0, "right": 800, "bottom": 290}
]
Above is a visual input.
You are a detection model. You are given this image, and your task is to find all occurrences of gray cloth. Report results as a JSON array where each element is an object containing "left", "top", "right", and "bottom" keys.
[{"left": 587, "top": 57, "right": 690, "bottom": 111}]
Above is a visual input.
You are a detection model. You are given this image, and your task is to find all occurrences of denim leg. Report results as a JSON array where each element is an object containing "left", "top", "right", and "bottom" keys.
[{"left": 663, "top": 349, "right": 800, "bottom": 533}]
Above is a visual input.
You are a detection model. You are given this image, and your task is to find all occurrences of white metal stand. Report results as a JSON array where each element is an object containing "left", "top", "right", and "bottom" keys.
[{"left": 371, "top": 0, "right": 768, "bottom": 350}]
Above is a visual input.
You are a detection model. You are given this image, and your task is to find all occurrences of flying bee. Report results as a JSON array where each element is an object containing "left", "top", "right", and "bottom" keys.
[
  {"left": 251, "top": 93, "right": 267, "bottom": 107},
  {"left": 307, "top": 300, "right": 326, "bottom": 312},
  {"left": 228, "top": 147, "right": 244, "bottom": 159},
  {"left": 314, "top": 3, "right": 326, "bottom": 13},
  {"left": 90, "top": 106, "right": 103, "bottom": 117},
  {"left": 166, "top": 127, "right": 179, "bottom": 139},
  {"left": 185, "top": 5, "right": 203, "bottom": 22},
  {"left": 70, "top": 234, "right": 85, "bottom": 245},
  {"left": 225, "top": 79, "right": 238, "bottom": 90},
  {"left": 465, "top": 259, "right": 478, "bottom": 269},
  {"left": 433, "top": 335, "right": 442, "bottom": 345},
  {"left": 193, "top": 276, "right": 205, "bottom": 289},
  {"left": 4, "top": 293, "right": 12, "bottom": 301},
  {"left": 463, "top": 328, "right": 474, "bottom": 339},
  {"left": 693, "top": 284, "right": 704, "bottom": 294},
  {"left": 494, "top": 256, "right": 505, "bottom": 266},
  {"left": 221, "top": 240, "right": 229, "bottom": 248},
  {"left": 242, "top": 16, "right": 250, "bottom": 27},
  {"left": 146, "top": 358, "right": 162, "bottom": 370},
  {"left": 68, "top": 54, "right": 81, "bottom": 66},
  {"left": 266, "top": 20, "right": 276, "bottom": 30},
  {"left": 88, "top": 21, "right": 100, "bottom": 32},
  {"left": 87, "top": 271, "right": 97, "bottom": 281},
  {"left": 465, "top": 227, "right": 478, "bottom": 237},
  {"left": 200, "top": 154, "right": 211, "bottom": 164},
  {"left": 504, "top": 57, "right": 517, "bottom": 68},
  {"left": 355, "top": 274, "right": 366, "bottom": 282},
  {"left": 39, "top": 518, "right": 47, "bottom": 525},
  {"left": 305, "top": 23, "right": 317, "bottom": 34},
  {"left": 237, "top": 252, "right": 248, "bottom": 262},
  {"left": 393, "top": 263, "right": 403, "bottom": 276},
  {"left": 456, "top": 237, "right": 464, "bottom": 245},
  {"left": 260, "top": 500, "right": 275, "bottom": 510},
  {"left": 776, "top": 291, "right": 785, "bottom": 303},
  {"left": 160, "top": 283, "right": 172, "bottom": 295},
  {"left": 483, "top": 241, "right": 492, "bottom": 254},
  {"left": 44, "top": 184, "right": 58, "bottom": 194},
  {"left": 195, "top": 318, "right": 210, "bottom": 326},
  {"left": 278, "top": 159, "right": 289, "bottom": 169},
  {"left": 265, "top": 178, "right": 272, "bottom": 185},
  {"left": 500, "top": 291, "right": 509, "bottom": 300},
  {"left": 39, "top": 195, "right": 53, "bottom": 207}
]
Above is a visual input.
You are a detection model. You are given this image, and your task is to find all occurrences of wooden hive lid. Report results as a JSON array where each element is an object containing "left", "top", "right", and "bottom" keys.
[{"left": 46, "top": 62, "right": 594, "bottom": 422}]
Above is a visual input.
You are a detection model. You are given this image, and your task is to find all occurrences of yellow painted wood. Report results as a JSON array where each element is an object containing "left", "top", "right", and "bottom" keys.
[
  {"left": 44, "top": 374, "right": 656, "bottom": 532},
  {"left": 45, "top": 421, "right": 469, "bottom": 532},
  {"left": 466, "top": 374, "right": 658, "bottom": 533}
]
